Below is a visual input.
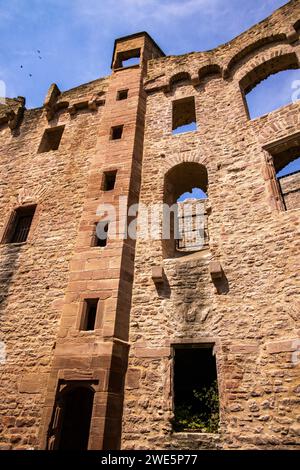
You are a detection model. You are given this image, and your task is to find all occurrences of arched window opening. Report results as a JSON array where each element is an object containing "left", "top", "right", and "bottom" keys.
[
  {"left": 163, "top": 162, "right": 209, "bottom": 258},
  {"left": 246, "top": 69, "right": 300, "bottom": 119},
  {"left": 169, "top": 72, "right": 191, "bottom": 89},
  {"left": 240, "top": 52, "right": 299, "bottom": 119},
  {"left": 264, "top": 135, "right": 300, "bottom": 211},
  {"left": 47, "top": 384, "right": 95, "bottom": 450}
]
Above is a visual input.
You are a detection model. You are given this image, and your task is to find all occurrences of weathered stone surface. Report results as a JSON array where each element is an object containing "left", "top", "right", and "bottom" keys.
[
  {"left": 18, "top": 374, "right": 46, "bottom": 394},
  {"left": 0, "top": 0, "right": 299, "bottom": 451}
]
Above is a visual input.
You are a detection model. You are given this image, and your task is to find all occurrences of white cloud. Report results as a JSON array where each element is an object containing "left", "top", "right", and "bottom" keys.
[{"left": 73, "top": 0, "right": 221, "bottom": 24}]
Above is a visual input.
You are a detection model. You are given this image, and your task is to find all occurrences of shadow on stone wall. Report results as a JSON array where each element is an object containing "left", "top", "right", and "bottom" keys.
[
  {"left": 154, "top": 274, "right": 171, "bottom": 299},
  {"left": 0, "top": 245, "right": 21, "bottom": 318},
  {"left": 213, "top": 270, "right": 229, "bottom": 295}
]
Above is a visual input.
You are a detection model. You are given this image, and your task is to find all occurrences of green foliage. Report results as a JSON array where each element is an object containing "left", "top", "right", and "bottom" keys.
[{"left": 173, "top": 380, "right": 219, "bottom": 433}]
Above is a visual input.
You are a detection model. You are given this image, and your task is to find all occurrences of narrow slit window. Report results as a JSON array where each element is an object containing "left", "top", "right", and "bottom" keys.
[
  {"left": 102, "top": 170, "right": 117, "bottom": 191},
  {"left": 173, "top": 345, "right": 219, "bottom": 433},
  {"left": 117, "top": 89, "right": 128, "bottom": 101},
  {"left": 81, "top": 299, "right": 98, "bottom": 331},
  {"left": 111, "top": 125, "right": 123, "bottom": 140},
  {"left": 38, "top": 126, "right": 65, "bottom": 153},
  {"left": 93, "top": 221, "right": 109, "bottom": 247},
  {"left": 3, "top": 205, "right": 36, "bottom": 244}
]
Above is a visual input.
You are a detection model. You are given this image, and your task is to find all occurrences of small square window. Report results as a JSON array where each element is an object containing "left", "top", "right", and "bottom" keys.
[
  {"left": 80, "top": 299, "right": 99, "bottom": 331},
  {"left": 38, "top": 126, "right": 65, "bottom": 153},
  {"left": 110, "top": 125, "right": 123, "bottom": 140},
  {"left": 2, "top": 205, "right": 36, "bottom": 244},
  {"left": 172, "top": 97, "right": 197, "bottom": 134},
  {"left": 117, "top": 89, "right": 128, "bottom": 101},
  {"left": 93, "top": 221, "right": 109, "bottom": 247},
  {"left": 102, "top": 170, "right": 117, "bottom": 191}
]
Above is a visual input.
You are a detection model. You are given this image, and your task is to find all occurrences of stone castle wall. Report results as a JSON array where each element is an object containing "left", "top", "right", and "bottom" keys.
[
  {"left": 121, "top": 0, "right": 300, "bottom": 450},
  {"left": 0, "top": 77, "right": 108, "bottom": 448},
  {"left": 0, "top": 0, "right": 299, "bottom": 450}
]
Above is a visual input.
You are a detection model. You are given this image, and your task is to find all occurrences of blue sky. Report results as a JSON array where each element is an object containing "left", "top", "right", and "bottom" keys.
[
  {"left": 0, "top": 0, "right": 292, "bottom": 108},
  {"left": 0, "top": 0, "right": 299, "bottom": 185}
]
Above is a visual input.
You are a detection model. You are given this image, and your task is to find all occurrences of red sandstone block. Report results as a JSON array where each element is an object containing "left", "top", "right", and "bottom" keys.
[
  {"left": 126, "top": 368, "right": 141, "bottom": 389},
  {"left": 134, "top": 347, "right": 170, "bottom": 358},
  {"left": 86, "top": 279, "right": 119, "bottom": 290},
  {"left": 92, "top": 269, "right": 120, "bottom": 280},
  {"left": 231, "top": 344, "right": 259, "bottom": 354},
  {"left": 18, "top": 374, "right": 45, "bottom": 394},
  {"left": 266, "top": 339, "right": 299, "bottom": 354},
  {"left": 67, "top": 281, "right": 87, "bottom": 292}
]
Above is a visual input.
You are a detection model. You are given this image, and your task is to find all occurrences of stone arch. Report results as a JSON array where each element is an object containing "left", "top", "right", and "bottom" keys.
[
  {"left": 239, "top": 50, "right": 299, "bottom": 94},
  {"left": 164, "top": 161, "right": 208, "bottom": 202},
  {"left": 16, "top": 186, "right": 49, "bottom": 206},
  {"left": 226, "top": 33, "right": 288, "bottom": 77},
  {"left": 169, "top": 71, "right": 192, "bottom": 90},
  {"left": 163, "top": 151, "right": 209, "bottom": 175},
  {"left": 162, "top": 161, "right": 209, "bottom": 258},
  {"left": 198, "top": 63, "right": 223, "bottom": 82}
]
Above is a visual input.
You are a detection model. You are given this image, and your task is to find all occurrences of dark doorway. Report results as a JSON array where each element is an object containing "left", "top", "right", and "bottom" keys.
[
  {"left": 58, "top": 386, "right": 94, "bottom": 450},
  {"left": 173, "top": 345, "right": 219, "bottom": 433}
]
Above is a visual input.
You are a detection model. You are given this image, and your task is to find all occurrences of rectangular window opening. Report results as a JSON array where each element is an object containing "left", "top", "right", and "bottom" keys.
[
  {"left": 38, "top": 125, "right": 65, "bottom": 153},
  {"left": 117, "top": 89, "right": 128, "bottom": 101},
  {"left": 110, "top": 125, "right": 123, "bottom": 140},
  {"left": 172, "top": 97, "right": 197, "bottom": 135},
  {"left": 81, "top": 299, "right": 98, "bottom": 331},
  {"left": 93, "top": 221, "right": 109, "bottom": 247},
  {"left": 265, "top": 136, "right": 300, "bottom": 211},
  {"left": 114, "top": 48, "right": 141, "bottom": 69},
  {"left": 3, "top": 205, "right": 36, "bottom": 244},
  {"left": 176, "top": 200, "right": 209, "bottom": 253},
  {"left": 173, "top": 344, "right": 219, "bottom": 433},
  {"left": 102, "top": 170, "right": 117, "bottom": 191}
]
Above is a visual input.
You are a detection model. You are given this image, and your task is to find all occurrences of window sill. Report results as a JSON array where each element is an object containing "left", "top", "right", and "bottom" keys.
[
  {"left": 113, "top": 64, "right": 140, "bottom": 72},
  {"left": 164, "top": 248, "right": 210, "bottom": 263},
  {"left": 171, "top": 130, "right": 198, "bottom": 137},
  {"left": 1, "top": 241, "right": 27, "bottom": 247},
  {"left": 172, "top": 431, "right": 220, "bottom": 436}
]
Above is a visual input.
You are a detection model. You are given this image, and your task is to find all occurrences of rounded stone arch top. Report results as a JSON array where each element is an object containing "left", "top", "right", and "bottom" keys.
[
  {"left": 225, "top": 33, "right": 289, "bottom": 77},
  {"left": 233, "top": 44, "right": 299, "bottom": 91},
  {"left": 163, "top": 151, "right": 210, "bottom": 175},
  {"left": 16, "top": 186, "right": 50, "bottom": 207},
  {"left": 169, "top": 71, "right": 192, "bottom": 90}
]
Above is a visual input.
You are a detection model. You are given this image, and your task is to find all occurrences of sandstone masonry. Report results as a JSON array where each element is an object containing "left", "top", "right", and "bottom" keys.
[{"left": 0, "top": 0, "right": 299, "bottom": 450}]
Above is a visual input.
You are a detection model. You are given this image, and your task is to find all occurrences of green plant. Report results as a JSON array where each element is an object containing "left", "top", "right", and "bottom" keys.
[{"left": 173, "top": 380, "right": 219, "bottom": 433}]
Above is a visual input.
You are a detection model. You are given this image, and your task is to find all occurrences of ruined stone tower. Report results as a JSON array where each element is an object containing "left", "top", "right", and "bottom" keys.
[{"left": 0, "top": 0, "right": 299, "bottom": 450}]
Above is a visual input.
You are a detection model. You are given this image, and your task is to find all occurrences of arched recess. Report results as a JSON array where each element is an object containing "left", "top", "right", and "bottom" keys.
[
  {"left": 47, "top": 383, "right": 95, "bottom": 450},
  {"left": 239, "top": 51, "right": 299, "bottom": 119},
  {"left": 169, "top": 72, "right": 192, "bottom": 90},
  {"left": 198, "top": 64, "right": 222, "bottom": 83},
  {"left": 162, "top": 162, "right": 209, "bottom": 258}
]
